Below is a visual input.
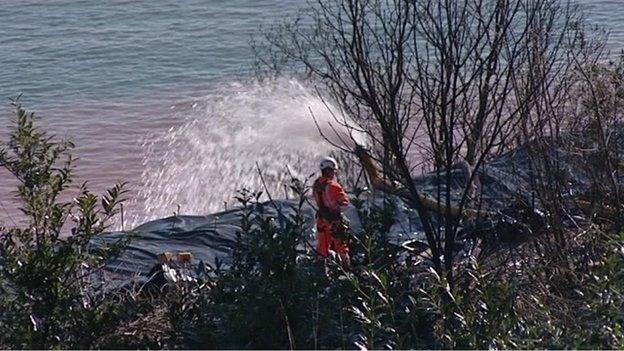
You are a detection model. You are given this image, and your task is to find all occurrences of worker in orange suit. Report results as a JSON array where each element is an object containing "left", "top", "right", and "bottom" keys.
[{"left": 313, "top": 156, "right": 351, "bottom": 263}]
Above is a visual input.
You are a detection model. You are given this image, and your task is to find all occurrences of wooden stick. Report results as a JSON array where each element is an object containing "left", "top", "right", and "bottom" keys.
[{"left": 354, "top": 145, "right": 493, "bottom": 220}]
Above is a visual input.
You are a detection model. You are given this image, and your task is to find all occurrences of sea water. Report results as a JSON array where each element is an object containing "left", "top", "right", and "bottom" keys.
[{"left": 1, "top": 0, "right": 623, "bottom": 228}]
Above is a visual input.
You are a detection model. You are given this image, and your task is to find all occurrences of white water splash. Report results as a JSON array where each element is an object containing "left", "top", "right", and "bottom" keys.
[{"left": 126, "top": 78, "right": 361, "bottom": 228}]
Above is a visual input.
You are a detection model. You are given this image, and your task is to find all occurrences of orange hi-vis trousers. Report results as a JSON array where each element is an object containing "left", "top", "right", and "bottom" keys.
[{"left": 316, "top": 217, "right": 349, "bottom": 260}]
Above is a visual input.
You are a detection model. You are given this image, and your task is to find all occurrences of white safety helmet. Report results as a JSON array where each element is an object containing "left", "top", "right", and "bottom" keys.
[{"left": 320, "top": 156, "right": 338, "bottom": 171}]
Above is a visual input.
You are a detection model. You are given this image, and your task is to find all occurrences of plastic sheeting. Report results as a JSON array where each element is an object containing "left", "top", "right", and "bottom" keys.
[
  {"left": 97, "top": 140, "right": 604, "bottom": 281},
  {"left": 96, "top": 193, "right": 425, "bottom": 281}
]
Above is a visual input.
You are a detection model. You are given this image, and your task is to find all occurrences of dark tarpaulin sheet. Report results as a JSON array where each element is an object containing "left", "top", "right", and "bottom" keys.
[{"left": 97, "top": 140, "right": 602, "bottom": 281}]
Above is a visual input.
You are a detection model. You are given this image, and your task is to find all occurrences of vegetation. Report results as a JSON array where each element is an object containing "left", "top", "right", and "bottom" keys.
[
  {"left": 254, "top": 0, "right": 608, "bottom": 287},
  {"left": 0, "top": 98, "right": 131, "bottom": 349}
]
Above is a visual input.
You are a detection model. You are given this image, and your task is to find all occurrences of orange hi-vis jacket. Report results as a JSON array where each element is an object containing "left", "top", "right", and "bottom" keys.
[{"left": 312, "top": 175, "right": 350, "bottom": 259}]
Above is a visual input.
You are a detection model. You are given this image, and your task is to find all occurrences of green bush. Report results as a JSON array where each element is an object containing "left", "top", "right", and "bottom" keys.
[
  {"left": 0, "top": 99, "right": 128, "bottom": 349},
  {"left": 175, "top": 190, "right": 431, "bottom": 349},
  {"left": 181, "top": 188, "right": 329, "bottom": 349}
]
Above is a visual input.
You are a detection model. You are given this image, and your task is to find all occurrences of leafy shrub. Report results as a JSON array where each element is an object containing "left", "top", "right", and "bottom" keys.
[{"left": 0, "top": 99, "right": 128, "bottom": 349}]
